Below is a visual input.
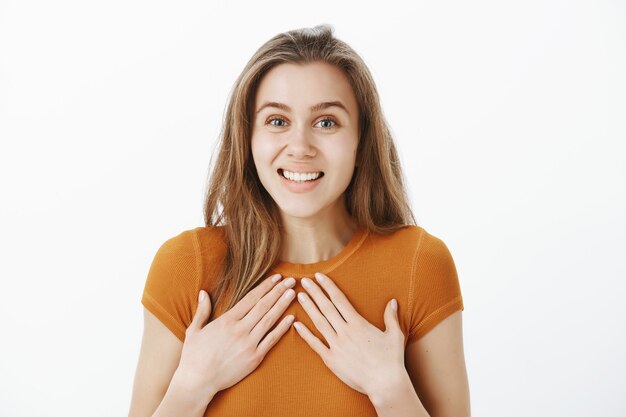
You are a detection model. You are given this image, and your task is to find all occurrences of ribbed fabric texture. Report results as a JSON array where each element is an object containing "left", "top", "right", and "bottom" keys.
[{"left": 141, "top": 224, "right": 464, "bottom": 416}]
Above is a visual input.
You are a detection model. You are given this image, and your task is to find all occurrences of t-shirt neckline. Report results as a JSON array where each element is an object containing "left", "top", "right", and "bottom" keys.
[{"left": 269, "top": 225, "right": 369, "bottom": 278}]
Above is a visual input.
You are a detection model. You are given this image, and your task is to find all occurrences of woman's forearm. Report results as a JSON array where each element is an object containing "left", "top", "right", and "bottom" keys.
[{"left": 151, "top": 369, "right": 217, "bottom": 417}]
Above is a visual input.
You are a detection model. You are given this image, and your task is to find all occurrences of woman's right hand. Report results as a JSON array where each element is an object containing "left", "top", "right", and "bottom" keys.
[{"left": 174, "top": 274, "right": 297, "bottom": 400}]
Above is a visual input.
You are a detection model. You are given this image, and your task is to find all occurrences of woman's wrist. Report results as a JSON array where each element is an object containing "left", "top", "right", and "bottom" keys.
[{"left": 169, "top": 367, "right": 219, "bottom": 409}]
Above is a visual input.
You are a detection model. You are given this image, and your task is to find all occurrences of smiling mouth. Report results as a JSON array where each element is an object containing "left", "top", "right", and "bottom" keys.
[{"left": 277, "top": 169, "right": 325, "bottom": 179}]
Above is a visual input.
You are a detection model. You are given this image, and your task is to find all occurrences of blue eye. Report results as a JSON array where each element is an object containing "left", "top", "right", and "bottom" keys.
[
  {"left": 316, "top": 118, "right": 337, "bottom": 129},
  {"left": 268, "top": 117, "right": 287, "bottom": 127}
]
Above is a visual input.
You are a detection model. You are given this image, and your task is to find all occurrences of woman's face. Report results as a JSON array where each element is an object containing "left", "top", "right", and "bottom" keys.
[{"left": 250, "top": 61, "right": 360, "bottom": 221}]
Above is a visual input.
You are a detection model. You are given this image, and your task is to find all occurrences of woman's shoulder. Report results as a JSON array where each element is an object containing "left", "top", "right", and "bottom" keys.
[
  {"left": 151, "top": 225, "right": 227, "bottom": 261},
  {"left": 386, "top": 224, "right": 447, "bottom": 243},
  {"left": 368, "top": 224, "right": 426, "bottom": 245},
  {"left": 191, "top": 225, "right": 227, "bottom": 248},
  {"left": 367, "top": 224, "right": 451, "bottom": 258}
]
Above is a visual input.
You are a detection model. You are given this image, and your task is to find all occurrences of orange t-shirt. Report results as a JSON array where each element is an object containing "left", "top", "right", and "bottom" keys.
[{"left": 141, "top": 224, "right": 464, "bottom": 416}]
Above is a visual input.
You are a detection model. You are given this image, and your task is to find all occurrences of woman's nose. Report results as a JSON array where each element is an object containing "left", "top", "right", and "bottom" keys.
[{"left": 286, "top": 127, "right": 316, "bottom": 157}]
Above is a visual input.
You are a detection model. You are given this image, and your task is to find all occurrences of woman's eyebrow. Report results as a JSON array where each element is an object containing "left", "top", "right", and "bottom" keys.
[{"left": 255, "top": 100, "right": 349, "bottom": 116}]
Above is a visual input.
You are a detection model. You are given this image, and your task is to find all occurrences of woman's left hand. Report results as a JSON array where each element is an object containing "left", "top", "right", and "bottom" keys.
[{"left": 293, "top": 271, "right": 407, "bottom": 397}]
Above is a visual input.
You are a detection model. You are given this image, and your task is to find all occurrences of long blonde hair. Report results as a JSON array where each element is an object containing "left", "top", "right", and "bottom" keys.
[{"left": 203, "top": 24, "right": 417, "bottom": 316}]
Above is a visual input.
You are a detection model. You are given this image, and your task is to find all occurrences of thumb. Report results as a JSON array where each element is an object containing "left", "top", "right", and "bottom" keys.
[
  {"left": 383, "top": 298, "right": 399, "bottom": 334},
  {"left": 191, "top": 290, "right": 212, "bottom": 330}
]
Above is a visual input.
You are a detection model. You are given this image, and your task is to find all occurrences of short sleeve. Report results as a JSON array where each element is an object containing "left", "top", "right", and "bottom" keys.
[
  {"left": 406, "top": 230, "right": 464, "bottom": 344},
  {"left": 141, "top": 229, "right": 200, "bottom": 342}
]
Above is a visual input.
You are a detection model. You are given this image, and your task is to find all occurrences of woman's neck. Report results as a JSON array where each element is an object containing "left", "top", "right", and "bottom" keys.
[{"left": 279, "top": 212, "right": 357, "bottom": 265}]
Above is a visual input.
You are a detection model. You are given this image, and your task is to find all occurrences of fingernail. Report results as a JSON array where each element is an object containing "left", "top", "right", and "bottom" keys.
[
  {"left": 301, "top": 277, "right": 311, "bottom": 289},
  {"left": 298, "top": 292, "right": 308, "bottom": 302},
  {"left": 272, "top": 274, "right": 282, "bottom": 283},
  {"left": 315, "top": 272, "right": 325, "bottom": 283},
  {"left": 198, "top": 290, "right": 205, "bottom": 302},
  {"left": 391, "top": 299, "right": 397, "bottom": 311},
  {"left": 283, "top": 277, "right": 296, "bottom": 287}
]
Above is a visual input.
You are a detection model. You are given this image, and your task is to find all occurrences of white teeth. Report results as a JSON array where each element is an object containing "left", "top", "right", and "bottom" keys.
[{"left": 281, "top": 169, "right": 322, "bottom": 182}]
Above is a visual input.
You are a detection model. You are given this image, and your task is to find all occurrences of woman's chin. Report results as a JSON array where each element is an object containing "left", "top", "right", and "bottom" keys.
[
  {"left": 276, "top": 197, "right": 345, "bottom": 221},
  {"left": 278, "top": 205, "right": 323, "bottom": 220}
]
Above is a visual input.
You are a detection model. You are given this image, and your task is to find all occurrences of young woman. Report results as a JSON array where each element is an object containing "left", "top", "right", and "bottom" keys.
[{"left": 129, "top": 25, "right": 470, "bottom": 417}]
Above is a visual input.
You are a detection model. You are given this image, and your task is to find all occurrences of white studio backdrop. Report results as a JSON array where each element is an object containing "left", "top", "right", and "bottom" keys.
[{"left": 0, "top": 0, "right": 624, "bottom": 416}]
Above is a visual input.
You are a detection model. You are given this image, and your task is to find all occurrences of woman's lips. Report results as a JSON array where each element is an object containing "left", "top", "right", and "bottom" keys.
[
  {"left": 277, "top": 169, "right": 324, "bottom": 193},
  {"left": 277, "top": 168, "right": 325, "bottom": 177}
]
